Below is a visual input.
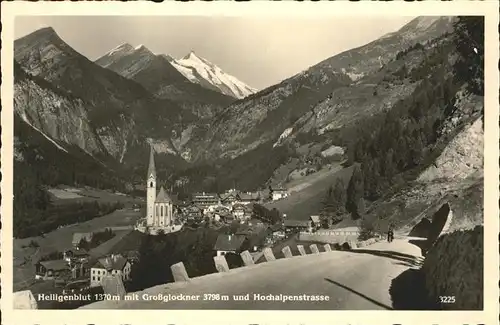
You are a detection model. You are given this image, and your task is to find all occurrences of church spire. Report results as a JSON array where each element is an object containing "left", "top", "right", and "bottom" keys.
[{"left": 147, "top": 145, "right": 156, "bottom": 179}]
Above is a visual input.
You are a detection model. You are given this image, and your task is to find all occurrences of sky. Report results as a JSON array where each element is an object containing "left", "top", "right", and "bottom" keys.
[{"left": 15, "top": 16, "right": 415, "bottom": 90}]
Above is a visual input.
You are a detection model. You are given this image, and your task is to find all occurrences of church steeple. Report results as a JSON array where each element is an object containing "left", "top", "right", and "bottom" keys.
[
  {"left": 146, "top": 145, "right": 157, "bottom": 227},
  {"left": 147, "top": 145, "right": 156, "bottom": 179}
]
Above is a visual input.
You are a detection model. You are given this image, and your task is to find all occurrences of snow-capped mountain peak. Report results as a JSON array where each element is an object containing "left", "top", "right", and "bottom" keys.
[
  {"left": 95, "top": 43, "right": 159, "bottom": 78},
  {"left": 170, "top": 51, "right": 257, "bottom": 99},
  {"left": 109, "top": 43, "right": 134, "bottom": 54}
]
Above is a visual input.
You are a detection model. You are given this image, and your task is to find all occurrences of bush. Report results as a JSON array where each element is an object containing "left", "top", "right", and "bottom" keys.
[{"left": 358, "top": 217, "right": 375, "bottom": 241}]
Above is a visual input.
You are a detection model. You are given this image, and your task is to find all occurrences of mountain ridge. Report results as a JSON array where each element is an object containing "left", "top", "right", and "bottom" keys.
[
  {"left": 95, "top": 43, "right": 235, "bottom": 119},
  {"left": 13, "top": 16, "right": 481, "bottom": 197},
  {"left": 182, "top": 16, "right": 457, "bottom": 164}
]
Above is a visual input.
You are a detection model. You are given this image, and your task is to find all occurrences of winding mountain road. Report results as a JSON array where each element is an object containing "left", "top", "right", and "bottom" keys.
[{"left": 83, "top": 239, "right": 424, "bottom": 310}]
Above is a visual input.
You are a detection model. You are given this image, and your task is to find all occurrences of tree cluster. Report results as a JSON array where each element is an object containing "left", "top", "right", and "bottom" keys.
[
  {"left": 340, "top": 21, "right": 484, "bottom": 216},
  {"left": 39, "top": 251, "right": 64, "bottom": 262},
  {"left": 252, "top": 204, "right": 282, "bottom": 225},
  {"left": 320, "top": 178, "right": 347, "bottom": 226},
  {"left": 452, "top": 16, "right": 484, "bottom": 96},
  {"left": 347, "top": 50, "right": 461, "bottom": 201},
  {"left": 14, "top": 197, "right": 123, "bottom": 238},
  {"left": 78, "top": 228, "right": 115, "bottom": 251},
  {"left": 129, "top": 228, "right": 219, "bottom": 292}
]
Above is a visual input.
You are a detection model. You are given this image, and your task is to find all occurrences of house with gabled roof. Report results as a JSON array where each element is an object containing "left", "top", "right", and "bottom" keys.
[
  {"left": 310, "top": 215, "right": 322, "bottom": 230},
  {"left": 90, "top": 254, "right": 131, "bottom": 288},
  {"left": 213, "top": 234, "right": 249, "bottom": 256},
  {"left": 283, "top": 219, "right": 312, "bottom": 232},
  {"left": 192, "top": 192, "right": 221, "bottom": 208},
  {"left": 270, "top": 187, "right": 289, "bottom": 201},
  {"left": 35, "top": 259, "right": 70, "bottom": 280},
  {"left": 63, "top": 248, "right": 89, "bottom": 264},
  {"left": 232, "top": 203, "right": 246, "bottom": 220},
  {"left": 220, "top": 190, "right": 240, "bottom": 206}
]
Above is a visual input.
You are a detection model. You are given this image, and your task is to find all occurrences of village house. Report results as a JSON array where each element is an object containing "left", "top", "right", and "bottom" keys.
[
  {"left": 63, "top": 248, "right": 90, "bottom": 264},
  {"left": 231, "top": 203, "right": 246, "bottom": 220},
  {"left": 220, "top": 190, "right": 241, "bottom": 206},
  {"left": 213, "top": 206, "right": 230, "bottom": 221},
  {"left": 236, "top": 224, "right": 269, "bottom": 252},
  {"left": 309, "top": 215, "right": 322, "bottom": 230},
  {"left": 90, "top": 254, "right": 131, "bottom": 288},
  {"left": 192, "top": 192, "right": 221, "bottom": 208},
  {"left": 243, "top": 204, "right": 254, "bottom": 220},
  {"left": 269, "top": 188, "right": 289, "bottom": 201},
  {"left": 269, "top": 223, "right": 285, "bottom": 239},
  {"left": 213, "top": 234, "right": 249, "bottom": 256},
  {"left": 283, "top": 219, "right": 312, "bottom": 233},
  {"left": 72, "top": 232, "right": 93, "bottom": 249},
  {"left": 222, "top": 212, "right": 235, "bottom": 224},
  {"left": 181, "top": 204, "right": 202, "bottom": 220},
  {"left": 238, "top": 192, "right": 260, "bottom": 205},
  {"left": 35, "top": 259, "right": 70, "bottom": 280}
]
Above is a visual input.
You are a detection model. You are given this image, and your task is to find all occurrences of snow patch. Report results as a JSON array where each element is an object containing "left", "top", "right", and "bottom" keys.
[
  {"left": 341, "top": 68, "right": 364, "bottom": 82},
  {"left": 119, "top": 139, "right": 128, "bottom": 163},
  {"left": 273, "top": 127, "right": 294, "bottom": 148},
  {"left": 107, "top": 43, "right": 134, "bottom": 56},
  {"left": 320, "top": 145, "right": 345, "bottom": 157}
]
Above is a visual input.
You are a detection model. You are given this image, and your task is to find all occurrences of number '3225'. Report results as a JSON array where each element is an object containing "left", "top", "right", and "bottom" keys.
[{"left": 439, "top": 296, "right": 456, "bottom": 303}]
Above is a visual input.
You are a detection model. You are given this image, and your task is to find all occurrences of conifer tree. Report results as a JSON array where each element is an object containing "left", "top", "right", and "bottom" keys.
[
  {"left": 453, "top": 16, "right": 484, "bottom": 96},
  {"left": 346, "top": 165, "right": 364, "bottom": 217}
]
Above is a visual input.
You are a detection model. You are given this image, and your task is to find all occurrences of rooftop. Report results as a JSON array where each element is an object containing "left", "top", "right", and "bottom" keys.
[
  {"left": 39, "top": 259, "right": 69, "bottom": 271},
  {"left": 193, "top": 192, "right": 220, "bottom": 198},
  {"left": 94, "top": 254, "right": 128, "bottom": 271},
  {"left": 155, "top": 186, "right": 172, "bottom": 203},
  {"left": 310, "top": 215, "right": 321, "bottom": 224},
  {"left": 284, "top": 219, "right": 311, "bottom": 227}
]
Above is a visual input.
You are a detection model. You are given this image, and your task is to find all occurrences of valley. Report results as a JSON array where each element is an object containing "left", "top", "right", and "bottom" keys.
[{"left": 11, "top": 15, "right": 485, "bottom": 311}]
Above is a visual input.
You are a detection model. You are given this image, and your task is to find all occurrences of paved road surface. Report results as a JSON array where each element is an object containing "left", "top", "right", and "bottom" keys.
[{"left": 83, "top": 239, "right": 424, "bottom": 310}]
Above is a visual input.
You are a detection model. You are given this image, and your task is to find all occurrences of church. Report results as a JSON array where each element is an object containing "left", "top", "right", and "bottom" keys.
[{"left": 145, "top": 146, "right": 176, "bottom": 230}]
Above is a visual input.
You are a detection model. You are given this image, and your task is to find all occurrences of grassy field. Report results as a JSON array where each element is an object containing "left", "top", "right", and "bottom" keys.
[
  {"left": 265, "top": 165, "right": 354, "bottom": 220},
  {"left": 47, "top": 185, "right": 144, "bottom": 206}
]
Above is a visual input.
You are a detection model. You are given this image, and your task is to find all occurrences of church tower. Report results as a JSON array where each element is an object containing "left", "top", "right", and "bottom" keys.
[{"left": 146, "top": 146, "right": 157, "bottom": 226}]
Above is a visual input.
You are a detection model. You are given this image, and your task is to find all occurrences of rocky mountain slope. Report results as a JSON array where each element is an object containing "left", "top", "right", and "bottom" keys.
[
  {"left": 186, "top": 16, "right": 456, "bottom": 162},
  {"left": 95, "top": 44, "right": 234, "bottom": 119},
  {"left": 13, "top": 16, "right": 481, "bottom": 198},
  {"left": 14, "top": 61, "right": 105, "bottom": 157},
  {"left": 169, "top": 51, "right": 257, "bottom": 99},
  {"left": 14, "top": 27, "right": 198, "bottom": 185}
]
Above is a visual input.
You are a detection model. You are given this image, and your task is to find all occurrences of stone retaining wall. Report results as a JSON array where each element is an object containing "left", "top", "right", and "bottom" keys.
[{"left": 298, "top": 231, "right": 360, "bottom": 244}]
